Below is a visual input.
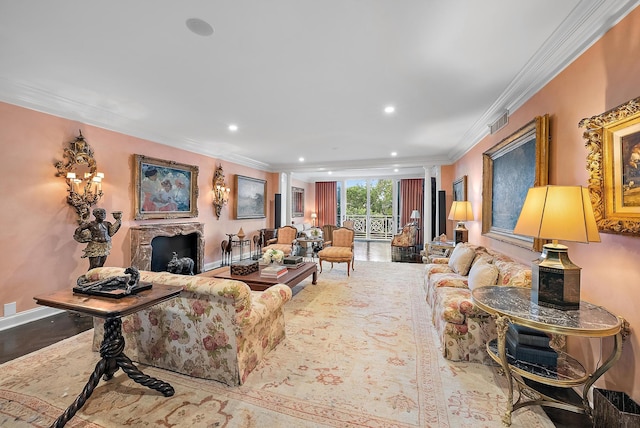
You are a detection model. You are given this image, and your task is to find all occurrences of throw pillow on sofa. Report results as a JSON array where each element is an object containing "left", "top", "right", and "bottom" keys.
[
  {"left": 448, "top": 243, "right": 476, "bottom": 276},
  {"left": 468, "top": 260, "right": 499, "bottom": 290}
]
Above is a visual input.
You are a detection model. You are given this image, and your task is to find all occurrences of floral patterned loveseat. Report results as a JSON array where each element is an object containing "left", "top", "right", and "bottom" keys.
[
  {"left": 423, "top": 243, "right": 532, "bottom": 363},
  {"left": 88, "top": 267, "right": 292, "bottom": 386}
]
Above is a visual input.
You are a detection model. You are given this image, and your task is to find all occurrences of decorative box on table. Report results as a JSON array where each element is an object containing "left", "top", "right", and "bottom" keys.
[
  {"left": 230, "top": 260, "right": 259, "bottom": 276},
  {"left": 284, "top": 256, "right": 303, "bottom": 265}
]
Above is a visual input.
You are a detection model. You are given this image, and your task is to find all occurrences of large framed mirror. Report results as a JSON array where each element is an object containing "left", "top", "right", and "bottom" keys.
[{"left": 292, "top": 186, "right": 304, "bottom": 217}]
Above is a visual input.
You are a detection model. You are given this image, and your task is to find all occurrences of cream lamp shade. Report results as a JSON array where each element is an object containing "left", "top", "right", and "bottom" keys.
[
  {"left": 513, "top": 185, "right": 600, "bottom": 310},
  {"left": 410, "top": 210, "right": 420, "bottom": 220},
  {"left": 448, "top": 201, "right": 473, "bottom": 222},
  {"left": 513, "top": 185, "right": 600, "bottom": 244}
]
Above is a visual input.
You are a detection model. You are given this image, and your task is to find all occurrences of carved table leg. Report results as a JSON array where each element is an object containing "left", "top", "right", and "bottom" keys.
[
  {"left": 495, "top": 315, "right": 514, "bottom": 426},
  {"left": 51, "top": 317, "right": 174, "bottom": 427}
]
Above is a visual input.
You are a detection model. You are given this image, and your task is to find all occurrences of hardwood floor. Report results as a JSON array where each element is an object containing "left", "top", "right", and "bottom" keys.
[{"left": 0, "top": 240, "right": 587, "bottom": 426}]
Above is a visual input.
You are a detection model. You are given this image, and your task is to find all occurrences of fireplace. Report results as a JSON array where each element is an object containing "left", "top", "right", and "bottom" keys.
[{"left": 130, "top": 223, "right": 204, "bottom": 274}]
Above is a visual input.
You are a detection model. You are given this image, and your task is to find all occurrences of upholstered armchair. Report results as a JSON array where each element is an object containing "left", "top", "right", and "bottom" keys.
[
  {"left": 318, "top": 227, "right": 355, "bottom": 276},
  {"left": 262, "top": 225, "right": 297, "bottom": 256},
  {"left": 391, "top": 222, "right": 417, "bottom": 248},
  {"left": 89, "top": 267, "right": 292, "bottom": 386}
]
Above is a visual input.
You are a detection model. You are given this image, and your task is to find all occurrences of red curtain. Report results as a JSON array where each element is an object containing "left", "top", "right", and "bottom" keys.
[
  {"left": 400, "top": 178, "right": 424, "bottom": 245},
  {"left": 315, "top": 181, "right": 337, "bottom": 227}
]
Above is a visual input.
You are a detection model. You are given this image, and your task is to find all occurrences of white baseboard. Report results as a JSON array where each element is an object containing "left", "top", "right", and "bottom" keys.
[{"left": 0, "top": 306, "right": 64, "bottom": 332}]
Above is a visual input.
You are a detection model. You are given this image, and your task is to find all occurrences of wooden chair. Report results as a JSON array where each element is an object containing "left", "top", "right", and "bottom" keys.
[
  {"left": 321, "top": 224, "right": 338, "bottom": 246},
  {"left": 318, "top": 227, "right": 355, "bottom": 276},
  {"left": 261, "top": 225, "right": 297, "bottom": 256}
]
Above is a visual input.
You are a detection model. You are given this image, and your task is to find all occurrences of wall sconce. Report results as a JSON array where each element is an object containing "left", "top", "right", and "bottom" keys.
[
  {"left": 54, "top": 131, "right": 105, "bottom": 223},
  {"left": 212, "top": 164, "right": 230, "bottom": 219}
]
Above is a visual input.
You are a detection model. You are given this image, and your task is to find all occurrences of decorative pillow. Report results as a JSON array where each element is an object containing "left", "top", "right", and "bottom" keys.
[
  {"left": 468, "top": 261, "right": 499, "bottom": 290},
  {"left": 447, "top": 243, "right": 476, "bottom": 276}
]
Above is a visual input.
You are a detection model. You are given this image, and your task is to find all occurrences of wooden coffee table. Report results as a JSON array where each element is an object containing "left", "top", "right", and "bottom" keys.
[{"left": 200, "top": 262, "right": 317, "bottom": 291}]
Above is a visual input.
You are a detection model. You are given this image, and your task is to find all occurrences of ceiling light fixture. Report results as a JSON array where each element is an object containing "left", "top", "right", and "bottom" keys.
[
  {"left": 186, "top": 18, "right": 214, "bottom": 37},
  {"left": 394, "top": 168, "right": 399, "bottom": 172},
  {"left": 299, "top": 157, "right": 305, "bottom": 162},
  {"left": 391, "top": 152, "right": 397, "bottom": 157},
  {"left": 384, "top": 105, "right": 396, "bottom": 114},
  {"left": 228, "top": 124, "right": 238, "bottom": 132}
]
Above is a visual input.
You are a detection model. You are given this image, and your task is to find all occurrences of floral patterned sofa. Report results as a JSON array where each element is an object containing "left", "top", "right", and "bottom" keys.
[
  {"left": 423, "top": 243, "right": 532, "bottom": 363},
  {"left": 88, "top": 267, "right": 292, "bottom": 386}
]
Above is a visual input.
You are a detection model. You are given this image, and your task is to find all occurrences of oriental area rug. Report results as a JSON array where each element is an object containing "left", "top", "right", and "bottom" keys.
[{"left": 0, "top": 261, "right": 553, "bottom": 427}]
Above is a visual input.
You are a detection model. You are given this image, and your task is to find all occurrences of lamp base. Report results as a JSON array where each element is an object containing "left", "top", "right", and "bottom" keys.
[
  {"left": 531, "top": 244, "right": 581, "bottom": 311},
  {"left": 454, "top": 222, "right": 468, "bottom": 244}
]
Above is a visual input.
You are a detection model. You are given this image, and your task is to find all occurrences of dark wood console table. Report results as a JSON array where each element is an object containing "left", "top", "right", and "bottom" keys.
[{"left": 34, "top": 284, "right": 182, "bottom": 427}]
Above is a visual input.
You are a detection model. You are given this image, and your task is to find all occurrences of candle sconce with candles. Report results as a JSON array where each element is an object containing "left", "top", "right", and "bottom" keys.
[
  {"left": 212, "top": 164, "right": 231, "bottom": 219},
  {"left": 54, "top": 130, "right": 105, "bottom": 223}
]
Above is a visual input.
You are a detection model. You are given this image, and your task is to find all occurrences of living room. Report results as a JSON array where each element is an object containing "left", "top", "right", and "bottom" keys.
[{"left": 2, "top": 2, "right": 640, "bottom": 426}]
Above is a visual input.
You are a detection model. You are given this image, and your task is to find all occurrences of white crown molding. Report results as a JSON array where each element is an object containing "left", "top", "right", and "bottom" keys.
[{"left": 448, "top": 0, "right": 640, "bottom": 162}]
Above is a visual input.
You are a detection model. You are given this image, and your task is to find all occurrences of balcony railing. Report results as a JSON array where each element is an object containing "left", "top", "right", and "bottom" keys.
[{"left": 344, "top": 215, "right": 395, "bottom": 240}]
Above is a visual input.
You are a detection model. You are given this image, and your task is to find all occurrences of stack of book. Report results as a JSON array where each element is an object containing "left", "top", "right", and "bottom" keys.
[
  {"left": 260, "top": 265, "right": 288, "bottom": 279},
  {"left": 505, "top": 324, "right": 558, "bottom": 367},
  {"left": 283, "top": 256, "right": 304, "bottom": 269}
]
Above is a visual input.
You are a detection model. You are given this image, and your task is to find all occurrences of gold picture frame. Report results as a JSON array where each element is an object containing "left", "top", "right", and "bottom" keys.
[
  {"left": 133, "top": 155, "right": 199, "bottom": 220},
  {"left": 580, "top": 96, "right": 640, "bottom": 235},
  {"left": 482, "top": 115, "right": 549, "bottom": 251},
  {"left": 234, "top": 175, "right": 267, "bottom": 219},
  {"left": 453, "top": 175, "right": 467, "bottom": 201}
]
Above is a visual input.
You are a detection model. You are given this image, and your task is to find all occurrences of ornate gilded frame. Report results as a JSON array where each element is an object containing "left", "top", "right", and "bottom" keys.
[
  {"left": 133, "top": 154, "right": 199, "bottom": 220},
  {"left": 580, "top": 96, "right": 640, "bottom": 235},
  {"left": 482, "top": 115, "right": 549, "bottom": 251}
]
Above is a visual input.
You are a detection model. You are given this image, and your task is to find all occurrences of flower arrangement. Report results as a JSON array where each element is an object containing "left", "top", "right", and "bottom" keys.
[
  {"left": 310, "top": 227, "right": 321, "bottom": 237},
  {"left": 262, "top": 249, "right": 285, "bottom": 264}
]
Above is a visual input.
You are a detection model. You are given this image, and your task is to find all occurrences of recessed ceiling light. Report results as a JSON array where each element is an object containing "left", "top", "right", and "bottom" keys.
[
  {"left": 328, "top": 171, "right": 333, "bottom": 175},
  {"left": 384, "top": 105, "right": 396, "bottom": 114},
  {"left": 299, "top": 157, "right": 305, "bottom": 162},
  {"left": 186, "top": 18, "right": 214, "bottom": 37},
  {"left": 391, "top": 152, "right": 397, "bottom": 157},
  {"left": 394, "top": 168, "right": 399, "bottom": 172},
  {"left": 228, "top": 124, "right": 238, "bottom": 132}
]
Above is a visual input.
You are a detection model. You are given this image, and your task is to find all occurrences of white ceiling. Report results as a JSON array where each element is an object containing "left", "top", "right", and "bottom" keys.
[{"left": 1, "top": 1, "right": 639, "bottom": 182}]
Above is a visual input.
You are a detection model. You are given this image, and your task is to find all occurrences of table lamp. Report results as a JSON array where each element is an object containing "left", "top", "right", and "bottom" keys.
[
  {"left": 448, "top": 201, "right": 473, "bottom": 244},
  {"left": 311, "top": 212, "right": 317, "bottom": 227},
  {"left": 410, "top": 209, "right": 421, "bottom": 246},
  {"left": 513, "top": 185, "right": 600, "bottom": 310}
]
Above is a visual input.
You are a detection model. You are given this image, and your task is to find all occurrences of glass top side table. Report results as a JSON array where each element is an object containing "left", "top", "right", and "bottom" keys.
[{"left": 472, "top": 285, "right": 629, "bottom": 426}]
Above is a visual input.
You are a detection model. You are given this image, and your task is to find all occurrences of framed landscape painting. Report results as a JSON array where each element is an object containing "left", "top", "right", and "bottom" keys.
[
  {"left": 235, "top": 175, "right": 266, "bottom": 219},
  {"left": 580, "top": 96, "right": 640, "bottom": 235},
  {"left": 482, "top": 115, "right": 549, "bottom": 250},
  {"left": 133, "top": 155, "right": 199, "bottom": 220}
]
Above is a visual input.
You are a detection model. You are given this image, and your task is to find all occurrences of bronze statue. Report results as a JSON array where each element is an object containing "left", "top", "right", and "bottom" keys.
[
  {"left": 73, "top": 208, "right": 122, "bottom": 270},
  {"left": 166, "top": 252, "right": 195, "bottom": 275},
  {"left": 74, "top": 267, "right": 148, "bottom": 297}
]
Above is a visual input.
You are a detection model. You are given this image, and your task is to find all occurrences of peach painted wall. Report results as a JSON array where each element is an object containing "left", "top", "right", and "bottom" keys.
[
  {"left": 448, "top": 7, "right": 640, "bottom": 402},
  {"left": 0, "top": 101, "right": 284, "bottom": 316}
]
